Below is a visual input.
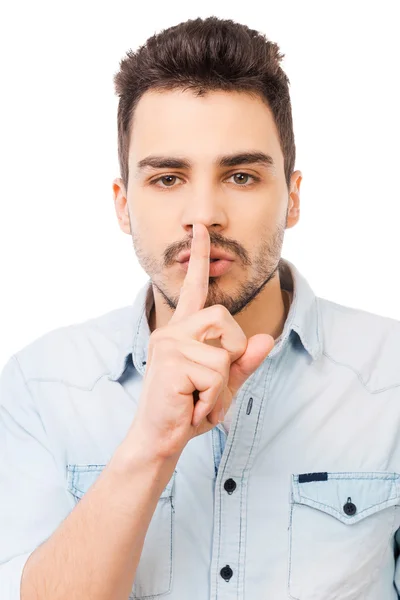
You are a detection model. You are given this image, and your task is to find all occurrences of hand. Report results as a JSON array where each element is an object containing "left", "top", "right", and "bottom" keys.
[{"left": 129, "top": 223, "right": 275, "bottom": 460}]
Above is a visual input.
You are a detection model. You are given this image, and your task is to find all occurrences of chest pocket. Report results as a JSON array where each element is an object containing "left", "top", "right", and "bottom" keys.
[
  {"left": 288, "top": 471, "right": 400, "bottom": 600},
  {"left": 67, "top": 463, "right": 176, "bottom": 599}
]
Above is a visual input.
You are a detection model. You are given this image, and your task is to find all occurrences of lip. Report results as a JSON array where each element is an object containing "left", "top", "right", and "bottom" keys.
[
  {"left": 178, "top": 258, "right": 234, "bottom": 277},
  {"left": 177, "top": 248, "right": 235, "bottom": 263}
]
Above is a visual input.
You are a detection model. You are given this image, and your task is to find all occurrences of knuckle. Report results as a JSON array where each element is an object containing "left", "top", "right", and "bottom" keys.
[
  {"left": 150, "top": 326, "right": 170, "bottom": 344},
  {"left": 164, "top": 355, "right": 181, "bottom": 372},
  {"left": 214, "top": 303, "right": 229, "bottom": 317},
  {"left": 168, "top": 376, "right": 185, "bottom": 397},
  {"left": 214, "top": 370, "right": 225, "bottom": 389},
  {"left": 149, "top": 327, "right": 163, "bottom": 345},
  {"left": 216, "top": 347, "right": 231, "bottom": 373},
  {"left": 150, "top": 333, "right": 175, "bottom": 356}
]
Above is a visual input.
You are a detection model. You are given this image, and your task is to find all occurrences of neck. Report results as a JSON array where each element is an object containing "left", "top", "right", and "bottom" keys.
[
  {"left": 148, "top": 273, "right": 290, "bottom": 348},
  {"left": 231, "top": 274, "right": 289, "bottom": 343}
]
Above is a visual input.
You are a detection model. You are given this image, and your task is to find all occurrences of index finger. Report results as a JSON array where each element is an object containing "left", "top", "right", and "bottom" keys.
[{"left": 170, "top": 223, "right": 210, "bottom": 323}]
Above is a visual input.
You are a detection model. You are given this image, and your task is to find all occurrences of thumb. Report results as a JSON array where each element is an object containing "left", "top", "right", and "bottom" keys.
[{"left": 228, "top": 334, "right": 275, "bottom": 397}]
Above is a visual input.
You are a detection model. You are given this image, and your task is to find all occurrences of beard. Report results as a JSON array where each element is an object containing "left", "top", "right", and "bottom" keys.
[{"left": 131, "top": 213, "right": 286, "bottom": 319}]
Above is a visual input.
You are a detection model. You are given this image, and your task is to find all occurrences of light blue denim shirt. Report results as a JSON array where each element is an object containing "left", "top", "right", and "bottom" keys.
[{"left": 2, "top": 257, "right": 400, "bottom": 600}]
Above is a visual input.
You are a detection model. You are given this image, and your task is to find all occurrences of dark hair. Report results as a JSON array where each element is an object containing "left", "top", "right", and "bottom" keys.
[{"left": 114, "top": 16, "right": 296, "bottom": 190}]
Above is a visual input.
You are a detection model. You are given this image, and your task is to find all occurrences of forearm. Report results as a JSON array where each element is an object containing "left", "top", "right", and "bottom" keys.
[{"left": 20, "top": 441, "right": 177, "bottom": 600}]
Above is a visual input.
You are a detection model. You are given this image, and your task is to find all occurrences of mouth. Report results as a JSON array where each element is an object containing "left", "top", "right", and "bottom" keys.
[
  {"left": 177, "top": 249, "right": 235, "bottom": 263},
  {"left": 178, "top": 257, "right": 234, "bottom": 277},
  {"left": 180, "top": 258, "right": 227, "bottom": 264}
]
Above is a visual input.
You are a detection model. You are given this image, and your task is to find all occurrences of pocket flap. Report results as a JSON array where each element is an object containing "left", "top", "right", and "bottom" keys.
[
  {"left": 67, "top": 463, "right": 176, "bottom": 501},
  {"left": 292, "top": 471, "right": 400, "bottom": 524}
]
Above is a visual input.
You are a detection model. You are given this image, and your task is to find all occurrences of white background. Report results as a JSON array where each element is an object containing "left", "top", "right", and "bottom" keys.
[{"left": 0, "top": 1, "right": 399, "bottom": 368}]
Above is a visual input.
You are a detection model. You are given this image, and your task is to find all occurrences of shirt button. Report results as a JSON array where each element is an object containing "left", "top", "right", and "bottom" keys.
[
  {"left": 343, "top": 497, "right": 357, "bottom": 516},
  {"left": 224, "top": 478, "right": 237, "bottom": 494},
  {"left": 220, "top": 565, "right": 233, "bottom": 581}
]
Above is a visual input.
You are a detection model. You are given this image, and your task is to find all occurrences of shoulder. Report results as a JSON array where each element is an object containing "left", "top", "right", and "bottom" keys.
[
  {"left": 317, "top": 297, "right": 400, "bottom": 392},
  {"left": 6, "top": 305, "right": 133, "bottom": 389}
]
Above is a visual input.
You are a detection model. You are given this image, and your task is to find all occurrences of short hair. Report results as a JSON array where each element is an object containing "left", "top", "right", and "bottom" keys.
[{"left": 114, "top": 16, "right": 296, "bottom": 190}]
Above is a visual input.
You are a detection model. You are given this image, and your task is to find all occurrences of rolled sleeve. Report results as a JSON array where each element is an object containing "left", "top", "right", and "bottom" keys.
[{"left": 0, "top": 354, "right": 73, "bottom": 599}]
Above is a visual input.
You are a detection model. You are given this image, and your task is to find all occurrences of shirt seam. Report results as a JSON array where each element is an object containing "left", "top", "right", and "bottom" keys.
[
  {"left": 322, "top": 350, "right": 400, "bottom": 394},
  {"left": 13, "top": 368, "right": 111, "bottom": 392},
  {"left": 11, "top": 354, "right": 60, "bottom": 472}
]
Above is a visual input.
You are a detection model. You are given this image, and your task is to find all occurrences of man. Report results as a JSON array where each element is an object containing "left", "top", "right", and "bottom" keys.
[{"left": 1, "top": 15, "right": 400, "bottom": 600}]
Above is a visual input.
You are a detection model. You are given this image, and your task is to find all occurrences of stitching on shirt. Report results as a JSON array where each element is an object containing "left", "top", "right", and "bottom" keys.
[
  {"left": 287, "top": 502, "right": 299, "bottom": 600},
  {"left": 288, "top": 491, "right": 400, "bottom": 598},
  {"left": 212, "top": 376, "right": 252, "bottom": 596},
  {"left": 291, "top": 321, "right": 316, "bottom": 363},
  {"left": 133, "top": 301, "right": 146, "bottom": 366},
  {"left": 292, "top": 475, "right": 399, "bottom": 520},
  {"left": 283, "top": 285, "right": 321, "bottom": 362},
  {"left": 296, "top": 472, "right": 399, "bottom": 481},
  {"left": 294, "top": 495, "right": 399, "bottom": 522},
  {"left": 20, "top": 370, "right": 112, "bottom": 391},
  {"left": 211, "top": 428, "right": 223, "bottom": 477},
  {"left": 315, "top": 296, "right": 322, "bottom": 351},
  {"left": 322, "top": 350, "right": 400, "bottom": 393},
  {"left": 11, "top": 354, "right": 60, "bottom": 473},
  {"left": 238, "top": 355, "right": 277, "bottom": 597}
]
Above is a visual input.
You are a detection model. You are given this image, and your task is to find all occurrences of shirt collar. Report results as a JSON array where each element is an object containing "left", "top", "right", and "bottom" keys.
[{"left": 107, "top": 257, "right": 323, "bottom": 382}]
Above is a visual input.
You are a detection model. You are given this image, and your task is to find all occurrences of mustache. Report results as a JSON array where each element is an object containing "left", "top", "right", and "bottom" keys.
[{"left": 164, "top": 236, "right": 247, "bottom": 266}]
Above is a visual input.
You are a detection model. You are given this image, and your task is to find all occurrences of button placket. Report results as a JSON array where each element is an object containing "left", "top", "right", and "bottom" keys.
[{"left": 210, "top": 374, "right": 270, "bottom": 598}]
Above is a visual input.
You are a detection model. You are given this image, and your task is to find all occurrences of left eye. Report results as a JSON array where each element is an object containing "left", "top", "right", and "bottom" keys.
[{"left": 228, "top": 173, "right": 256, "bottom": 185}]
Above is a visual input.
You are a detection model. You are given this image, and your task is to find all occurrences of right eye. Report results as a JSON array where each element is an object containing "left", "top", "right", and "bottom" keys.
[{"left": 149, "top": 175, "right": 184, "bottom": 189}]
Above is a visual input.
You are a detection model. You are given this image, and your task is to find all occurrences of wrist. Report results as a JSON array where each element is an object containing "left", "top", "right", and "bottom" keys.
[{"left": 110, "top": 431, "right": 179, "bottom": 482}]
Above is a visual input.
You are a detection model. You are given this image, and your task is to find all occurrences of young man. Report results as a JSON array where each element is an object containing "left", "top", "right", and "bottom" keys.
[{"left": 1, "top": 15, "right": 400, "bottom": 600}]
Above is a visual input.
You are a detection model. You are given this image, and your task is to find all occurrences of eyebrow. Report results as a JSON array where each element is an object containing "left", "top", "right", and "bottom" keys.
[{"left": 136, "top": 151, "right": 276, "bottom": 174}]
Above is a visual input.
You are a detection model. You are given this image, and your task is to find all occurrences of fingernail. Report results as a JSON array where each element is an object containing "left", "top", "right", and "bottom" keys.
[{"left": 218, "top": 407, "right": 225, "bottom": 423}]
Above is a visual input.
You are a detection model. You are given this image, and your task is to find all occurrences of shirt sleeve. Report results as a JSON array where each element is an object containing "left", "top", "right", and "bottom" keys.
[{"left": 0, "top": 354, "right": 74, "bottom": 599}]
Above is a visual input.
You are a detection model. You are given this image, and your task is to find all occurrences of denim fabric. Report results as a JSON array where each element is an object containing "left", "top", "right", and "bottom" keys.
[{"left": 2, "top": 257, "right": 400, "bottom": 599}]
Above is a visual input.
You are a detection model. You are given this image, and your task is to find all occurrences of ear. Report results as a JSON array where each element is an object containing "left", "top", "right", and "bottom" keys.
[
  {"left": 286, "top": 170, "right": 302, "bottom": 229},
  {"left": 113, "top": 177, "right": 131, "bottom": 235}
]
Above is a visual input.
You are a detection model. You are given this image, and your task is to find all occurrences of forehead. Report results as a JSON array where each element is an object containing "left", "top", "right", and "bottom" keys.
[{"left": 128, "top": 88, "right": 283, "bottom": 168}]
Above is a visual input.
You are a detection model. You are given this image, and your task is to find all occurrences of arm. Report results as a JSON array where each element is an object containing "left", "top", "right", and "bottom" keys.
[
  {"left": 21, "top": 443, "right": 177, "bottom": 600},
  {"left": 0, "top": 355, "right": 177, "bottom": 600}
]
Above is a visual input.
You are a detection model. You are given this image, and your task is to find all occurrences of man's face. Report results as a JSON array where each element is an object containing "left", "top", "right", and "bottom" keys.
[{"left": 114, "top": 88, "right": 300, "bottom": 317}]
